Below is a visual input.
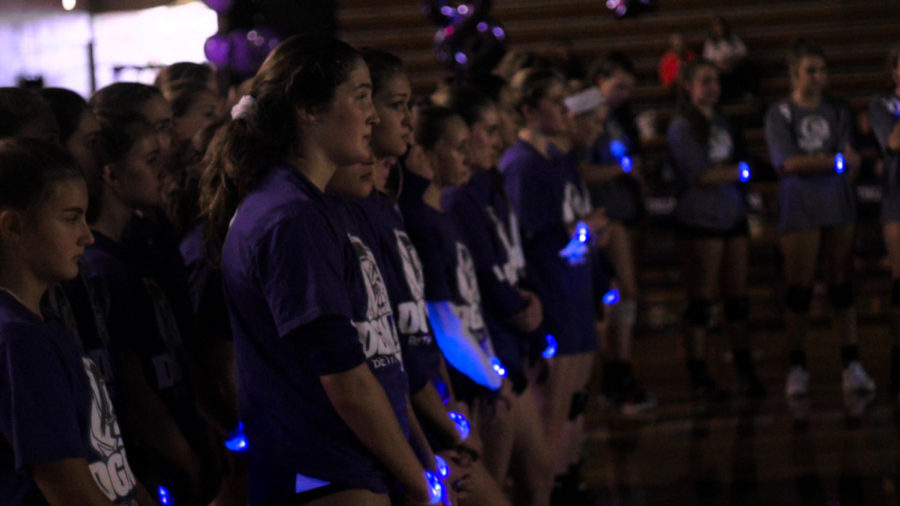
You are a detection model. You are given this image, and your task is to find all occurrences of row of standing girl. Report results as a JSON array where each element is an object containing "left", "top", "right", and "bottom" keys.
[{"left": 3, "top": 33, "right": 900, "bottom": 506}]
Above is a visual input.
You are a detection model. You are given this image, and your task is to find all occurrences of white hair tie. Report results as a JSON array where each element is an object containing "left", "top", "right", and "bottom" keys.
[{"left": 231, "top": 95, "right": 257, "bottom": 121}]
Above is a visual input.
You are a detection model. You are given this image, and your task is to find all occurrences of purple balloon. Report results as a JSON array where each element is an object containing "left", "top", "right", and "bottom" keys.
[
  {"left": 202, "top": 0, "right": 234, "bottom": 13},
  {"left": 204, "top": 33, "right": 230, "bottom": 67},
  {"left": 229, "top": 29, "right": 256, "bottom": 75}
]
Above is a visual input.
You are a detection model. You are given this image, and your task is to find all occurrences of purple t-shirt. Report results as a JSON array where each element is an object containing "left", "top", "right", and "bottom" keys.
[
  {"left": 667, "top": 111, "right": 748, "bottom": 231},
  {"left": 359, "top": 191, "right": 442, "bottom": 394},
  {"left": 80, "top": 232, "right": 203, "bottom": 462},
  {"left": 328, "top": 191, "right": 410, "bottom": 431},
  {"left": 221, "top": 165, "right": 399, "bottom": 501},
  {"left": 443, "top": 169, "right": 530, "bottom": 376},
  {"left": 0, "top": 290, "right": 138, "bottom": 506},
  {"left": 869, "top": 92, "right": 900, "bottom": 222},
  {"left": 398, "top": 168, "right": 497, "bottom": 399},
  {"left": 764, "top": 97, "right": 856, "bottom": 230},
  {"left": 500, "top": 140, "right": 597, "bottom": 355}
]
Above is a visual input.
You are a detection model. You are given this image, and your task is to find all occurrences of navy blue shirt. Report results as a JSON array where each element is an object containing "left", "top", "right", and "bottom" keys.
[
  {"left": 359, "top": 191, "right": 442, "bottom": 394},
  {"left": 500, "top": 140, "right": 597, "bottom": 356},
  {"left": 221, "top": 165, "right": 400, "bottom": 502},
  {"left": 0, "top": 290, "right": 138, "bottom": 505},
  {"left": 443, "top": 168, "right": 530, "bottom": 377}
]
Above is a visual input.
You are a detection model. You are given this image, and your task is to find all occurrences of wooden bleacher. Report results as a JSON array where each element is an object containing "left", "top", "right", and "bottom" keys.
[{"left": 336, "top": 0, "right": 900, "bottom": 333}]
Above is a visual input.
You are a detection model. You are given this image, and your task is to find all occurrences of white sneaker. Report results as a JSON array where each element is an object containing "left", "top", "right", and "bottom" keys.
[
  {"left": 842, "top": 361, "right": 876, "bottom": 394},
  {"left": 785, "top": 366, "right": 809, "bottom": 397}
]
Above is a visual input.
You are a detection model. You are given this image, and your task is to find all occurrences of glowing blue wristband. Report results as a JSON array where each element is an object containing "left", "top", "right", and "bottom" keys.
[
  {"left": 224, "top": 421, "right": 248, "bottom": 452},
  {"left": 490, "top": 357, "right": 507, "bottom": 377},
  {"left": 738, "top": 161, "right": 751, "bottom": 183},
  {"left": 448, "top": 411, "right": 470, "bottom": 440},
  {"left": 602, "top": 288, "right": 620, "bottom": 305},
  {"left": 834, "top": 153, "right": 845, "bottom": 174},
  {"left": 542, "top": 334, "right": 558, "bottom": 359},
  {"left": 435, "top": 455, "right": 450, "bottom": 478},
  {"left": 425, "top": 470, "right": 444, "bottom": 504},
  {"left": 610, "top": 139, "right": 627, "bottom": 159},
  {"left": 619, "top": 155, "right": 633, "bottom": 173},
  {"left": 158, "top": 485, "right": 173, "bottom": 505}
]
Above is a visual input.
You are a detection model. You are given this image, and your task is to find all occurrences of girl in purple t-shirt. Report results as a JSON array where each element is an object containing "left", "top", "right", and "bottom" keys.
[
  {"left": 763, "top": 40, "right": 873, "bottom": 401},
  {"left": 667, "top": 59, "right": 764, "bottom": 400},
  {"left": 84, "top": 108, "right": 213, "bottom": 504},
  {"left": 199, "top": 37, "right": 434, "bottom": 506},
  {"left": 0, "top": 138, "right": 142, "bottom": 505}
]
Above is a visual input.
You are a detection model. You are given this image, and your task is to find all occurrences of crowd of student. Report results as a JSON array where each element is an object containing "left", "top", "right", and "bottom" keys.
[{"left": 1, "top": 30, "right": 900, "bottom": 506}]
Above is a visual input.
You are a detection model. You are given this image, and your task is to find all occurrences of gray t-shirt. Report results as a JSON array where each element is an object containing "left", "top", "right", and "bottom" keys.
[
  {"left": 764, "top": 97, "right": 856, "bottom": 231},
  {"left": 667, "top": 111, "right": 747, "bottom": 231},
  {"left": 869, "top": 92, "right": 900, "bottom": 222}
]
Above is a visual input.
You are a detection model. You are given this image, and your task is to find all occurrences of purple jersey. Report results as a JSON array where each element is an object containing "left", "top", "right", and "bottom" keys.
[
  {"left": 764, "top": 97, "right": 856, "bottom": 231},
  {"left": 500, "top": 140, "right": 598, "bottom": 356},
  {"left": 221, "top": 165, "right": 400, "bottom": 501},
  {"left": 667, "top": 110, "right": 748, "bottom": 231},
  {"left": 443, "top": 169, "right": 530, "bottom": 378},
  {"left": 0, "top": 290, "right": 138, "bottom": 505},
  {"left": 359, "top": 191, "right": 442, "bottom": 394}
]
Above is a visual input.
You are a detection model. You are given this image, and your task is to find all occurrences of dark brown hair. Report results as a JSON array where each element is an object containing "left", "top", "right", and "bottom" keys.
[
  {"left": 0, "top": 137, "right": 82, "bottom": 212},
  {"left": 786, "top": 38, "right": 826, "bottom": 73},
  {"left": 516, "top": 67, "right": 565, "bottom": 113},
  {"left": 0, "top": 88, "right": 53, "bottom": 139},
  {"left": 40, "top": 88, "right": 89, "bottom": 144},
  {"left": 199, "top": 36, "right": 362, "bottom": 264}
]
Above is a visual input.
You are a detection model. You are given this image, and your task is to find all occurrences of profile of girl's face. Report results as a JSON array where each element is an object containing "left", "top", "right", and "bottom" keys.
[
  {"left": 17, "top": 178, "right": 93, "bottom": 285},
  {"left": 111, "top": 133, "right": 163, "bottom": 210},
  {"left": 310, "top": 58, "right": 380, "bottom": 169},
  {"left": 468, "top": 106, "right": 502, "bottom": 171},
  {"left": 371, "top": 74, "right": 412, "bottom": 159},
  {"left": 528, "top": 80, "right": 569, "bottom": 137},
  {"left": 140, "top": 95, "right": 174, "bottom": 155},
  {"left": 429, "top": 115, "right": 471, "bottom": 187},
  {"left": 791, "top": 55, "right": 827, "bottom": 96}
]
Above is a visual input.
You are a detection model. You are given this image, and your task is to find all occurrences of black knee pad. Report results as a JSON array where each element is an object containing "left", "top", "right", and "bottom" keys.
[
  {"left": 828, "top": 283, "right": 854, "bottom": 309},
  {"left": 892, "top": 279, "right": 900, "bottom": 306},
  {"left": 723, "top": 297, "right": 749, "bottom": 321},
  {"left": 568, "top": 389, "right": 589, "bottom": 420},
  {"left": 786, "top": 285, "right": 813, "bottom": 314},
  {"left": 684, "top": 300, "right": 714, "bottom": 327}
]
